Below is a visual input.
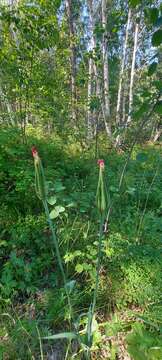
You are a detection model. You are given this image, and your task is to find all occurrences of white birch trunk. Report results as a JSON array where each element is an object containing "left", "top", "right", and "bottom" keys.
[
  {"left": 127, "top": 21, "right": 139, "bottom": 125},
  {"left": 87, "top": 0, "right": 99, "bottom": 139},
  {"left": 65, "top": 0, "right": 76, "bottom": 123},
  {"left": 116, "top": 9, "right": 131, "bottom": 125},
  {"left": 87, "top": 57, "right": 93, "bottom": 139},
  {"left": 101, "top": 0, "right": 111, "bottom": 137}
]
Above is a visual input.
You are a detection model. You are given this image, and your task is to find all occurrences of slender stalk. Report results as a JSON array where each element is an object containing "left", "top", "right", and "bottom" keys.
[
  {"left": 92, "top": 214, "right": 105, "bottom": 315},
  {"left": 36, "top": 325, "right": 44, "bottom": 360},
  {"left": 42, "top": 200, "right": 73, "bottom": 320},
  {"left": 88, "top": 213, "right": 105, "bottom": 348}
]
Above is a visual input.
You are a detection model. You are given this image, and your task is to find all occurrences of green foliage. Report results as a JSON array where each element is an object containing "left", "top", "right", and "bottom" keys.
[
  {"left": 0, "top": 130, "right": 162, "bottom": 358},
  {"left": 127, "top": 323, "right": 162, "bottom": 360},
  {"left": 152, "top": 29, "right": 162, "bottom": 47},
  {"left": 148, "top": 62, "right": 158, "bottom": 76}
]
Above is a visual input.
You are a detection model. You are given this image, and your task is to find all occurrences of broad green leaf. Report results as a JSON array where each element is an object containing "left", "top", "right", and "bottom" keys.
[
  {"left": 49, "top": 205, "right": 65, "bottom": 219},
  {"left": 75, "top": 264, "right": 84, "bottom": 273},
  {"left": 43, "top": 332, "right": 77, "bottom": 340},
  {"left": 152, "top": 30, "right": 162, "bottom": 47},
  {"left": 148, "top": 62, "right": 158, "bottom": 76},
  {"left": 49, "top": 208, "right": 60, "bottom": 219},
  {"left": 47, "top": 196, "right": 57, "bottom": 205},
  {"left": 55, "top": 205, "right": 65, "bottom": 213}
]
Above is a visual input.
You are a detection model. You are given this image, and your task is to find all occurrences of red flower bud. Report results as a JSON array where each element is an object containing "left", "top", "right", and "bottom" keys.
[
  {"left": 31, "top": 147, "right": 38, "bottom": 158},
  {"left": 97, "top": 159, "right": 105, "bottom": 169}
]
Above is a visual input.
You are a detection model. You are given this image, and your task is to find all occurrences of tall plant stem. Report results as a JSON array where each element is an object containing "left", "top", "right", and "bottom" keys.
[
  {"left": 43, "top": 200, "right": 73, "bottom": 321},
  {"left": 88, "top": 213, "right": 105, "bottom": 346}
]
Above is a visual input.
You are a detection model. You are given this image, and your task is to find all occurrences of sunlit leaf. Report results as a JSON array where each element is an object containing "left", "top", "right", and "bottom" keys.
[
  {"left": 43, "top": 332, "right": 77, "bottom": 340},
  {"left": 75, "top": 264, "right": 84, "bottom": 273},
  {"left": 47, "top": 196, "right": 57, "bottom": 205},
  {"left": 49, "top": 208, "right": 60, "bottom": 219},
  {"left": 55, "top": 205, "right": 65, "bottom": 213}
]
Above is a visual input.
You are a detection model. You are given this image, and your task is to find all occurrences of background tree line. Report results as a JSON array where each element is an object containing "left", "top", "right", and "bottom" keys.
[{"left": 0, "top": 0, "right": 161, "bottom": 147}]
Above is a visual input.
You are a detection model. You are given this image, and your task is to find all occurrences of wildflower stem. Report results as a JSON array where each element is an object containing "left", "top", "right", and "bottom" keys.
[
  {"left": 88, "top": 213, "right": 105, "bottom": 346},
  {"left": 42, "top": 200, "right": 73, "bottom": 321},
  {"left": 92, "top": 213, "right": 104, "bottom": 314}
]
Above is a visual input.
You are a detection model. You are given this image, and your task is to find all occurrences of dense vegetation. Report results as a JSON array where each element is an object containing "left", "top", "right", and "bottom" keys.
[{"left": 0, "top": 0, "right": 162, "bottom": 359}]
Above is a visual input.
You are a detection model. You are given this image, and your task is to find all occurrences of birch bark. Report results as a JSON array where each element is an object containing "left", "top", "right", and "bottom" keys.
[
  {"left": 127, "top": 21, "right": 139, "bottom": 125},
  {"left": 116, "top": 9, "right": 131, "bottom": 125},
  {"left": 65, "top": 0, "right": 76, "bottom": 123},
  {"left": 87, "top": 57, "right": 93, "bottom": 139},
  {"left": 87, "top": 0, "right": 100, "bottom": 139},
  {"left": 101, "top": 0, "right": 111, "bottom": 137}
]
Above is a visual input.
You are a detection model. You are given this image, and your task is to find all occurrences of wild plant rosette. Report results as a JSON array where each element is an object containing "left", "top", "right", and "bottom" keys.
[
  {"left": 32, "top": 147, "right": 47, "bottom": 201},
  {"left": 96, "top": 159, "right": 107, "bottom": 214}
]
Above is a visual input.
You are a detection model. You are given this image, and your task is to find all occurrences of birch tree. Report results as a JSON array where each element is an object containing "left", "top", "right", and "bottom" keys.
[
  {"left": 87, "top": 56, "right": 93, "bottom": 139},
  {"left": 65, "top": 0, "right": 77, "bottom": 123},
  {"left": 116, "top": 8, "right": 132, "bottom": 126},
  {"left": 127, "top": 20, "right": 139, "bottom": 125},
  {"left": 87, "top": 0, "right": 101, "bottom": 140},
  {"left": 101, "top": 0, "right": 111, "bottom": 137}
]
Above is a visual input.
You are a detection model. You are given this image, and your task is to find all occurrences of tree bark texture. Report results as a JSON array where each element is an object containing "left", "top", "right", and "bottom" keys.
[{"left": 127, "top": 21, "right": 139, "bottom": 125}]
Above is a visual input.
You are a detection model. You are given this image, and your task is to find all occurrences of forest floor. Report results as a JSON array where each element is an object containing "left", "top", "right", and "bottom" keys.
[{"left": 0, "top": 128, "right": 162, "bottom": 359}]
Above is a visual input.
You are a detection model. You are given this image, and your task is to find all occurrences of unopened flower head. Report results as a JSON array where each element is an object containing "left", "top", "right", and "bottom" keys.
[
  {"left": 31, "top": 146, "right": 38, "bottom": 158},
  {"left": 97, "top": 159, "right": 105, "bottom": 170},
  {"left": 32, "top": 147, "right": 47, "bottom": 201},
  {"left": 96, "top": 159, "right": 106, "bottom": 213}
]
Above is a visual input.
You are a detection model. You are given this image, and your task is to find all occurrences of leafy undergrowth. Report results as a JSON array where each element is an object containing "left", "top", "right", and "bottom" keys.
[{"left": 0, "top": 127, "right": 162, "bottom": 359}]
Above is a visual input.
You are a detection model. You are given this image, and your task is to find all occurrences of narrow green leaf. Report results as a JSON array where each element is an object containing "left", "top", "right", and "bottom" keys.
[{"left": 43, "top": 332, "right": 77, "bottom": 340}]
